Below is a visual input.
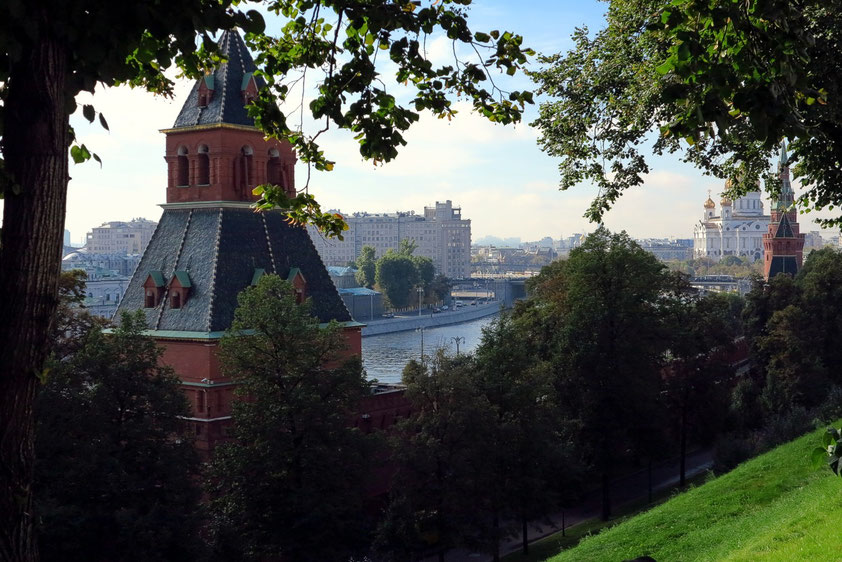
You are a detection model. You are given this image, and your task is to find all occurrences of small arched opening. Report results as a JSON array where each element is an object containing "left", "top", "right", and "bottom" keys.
[
  {"left": 197, "top": 144, "right": 210, "bottom": 185},
  {"left": 267, "top": 148, "right": 282, "bottom": 187},
  {"left": 177, "top": 146, "right": 189, "bottom": 187},
  {"left": 239, "top": 145, "right": 254, "bottom": 194}
]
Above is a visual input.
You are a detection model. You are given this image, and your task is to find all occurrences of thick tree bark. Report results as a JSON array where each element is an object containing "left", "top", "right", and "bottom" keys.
[
  {"left": 680, "top": 400, "right": 688, "bottom": 487},
  {"left": 601, "top": 470, "right": 611, "bottom": 521},
  {"left": 0, "top": 26, "right": 70, "bottom": 562}
]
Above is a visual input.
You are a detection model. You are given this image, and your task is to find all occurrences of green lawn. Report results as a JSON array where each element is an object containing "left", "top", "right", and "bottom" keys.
[{"left": 547, "top": 424, "right": 842, "bottom": 562}]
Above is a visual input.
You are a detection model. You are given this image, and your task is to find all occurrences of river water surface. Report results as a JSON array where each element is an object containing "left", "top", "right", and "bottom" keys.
[{"left": 362, "top": 313, "right": 500, "bottom": 383}]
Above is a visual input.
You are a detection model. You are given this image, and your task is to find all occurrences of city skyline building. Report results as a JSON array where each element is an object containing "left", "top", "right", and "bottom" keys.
[
  {"left": 308, "top": 199, "right": 471, "bottom": 279},
  {"left": 85, "top": 218, "right": 158, "bottom": 254}
]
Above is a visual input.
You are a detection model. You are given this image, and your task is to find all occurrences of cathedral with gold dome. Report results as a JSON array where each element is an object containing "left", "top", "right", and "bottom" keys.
[{"left": 693, "top": 182, "right": 770, "bottom": 262}]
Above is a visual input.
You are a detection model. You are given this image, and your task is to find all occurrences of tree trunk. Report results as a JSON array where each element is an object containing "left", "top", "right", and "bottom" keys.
[
  {"left": 601, "top": 470, "right": 611, "bottom": 521},
  {"left": 492, "top": 508, "right": 500, "bottom": 562},
  {"left": 521, "top": 511, "right": 528, "bottom": 555},
  {"left": 0, "top": 26, "right": 70, "bottom": 562},
  {"left": 680, "top": 401, "right": 688, "bottom": 487},
  {"left": 648, "top": 457, "right": 653, "bottom": 503}
]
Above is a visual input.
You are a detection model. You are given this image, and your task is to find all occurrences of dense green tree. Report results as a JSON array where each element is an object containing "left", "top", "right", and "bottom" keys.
[
  {"left": 532, "top": 0, "right": 842, "bottom": 225},
  {"left": 661, "top": 282, "right": 741, "bottom": 485},
  {"left": 50, "top": 270, "right": 107, "bottom": 362},
  {"left": 206, "top": 275, "right": 374, "bottom": 561},
  {"left": 474, "top": 313, "right": 580, "bottom": 558},
  {"left": 355, "top": 245, "right": 377, "bottom": 289},
  {"left": 429, "top": 274, "right": 453, "bottom": 303},
  {"left": 398, "top": 238, "right": 419, "bottom": 256},
  {"left": 529, "top": 228, "right": 669, "bottom": 520},
  {"left": 375, "top": 249, "right": 420, "bottom": 308},
  {"left": 377, "top": 352, "right": 495, "bottom": 562},
  {"left": 35, "top": 312, "right": 201, "bottom": 562},
  {"left": 414, "top": 255, "right": 436, "bottom": 298},
  {"left": 0, "top": 4, "right": 531, "bottom": 555},
  {"left": 742, "top": 249, "right": 842, "bottom": 414}
]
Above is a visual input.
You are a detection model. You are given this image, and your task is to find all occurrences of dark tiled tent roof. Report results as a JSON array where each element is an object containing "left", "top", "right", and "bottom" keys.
[
  {"left": 172, "top": 30, "right": 265, "bottom": 129},
  {"left": 774, "top": 213, "right": 795, "bottom": 238},
  {"left": 768, "top": 256, "right": 799, "bottom": 278},
  {"left": 116, "top": 207, "right": 351, "bottom": 331}
]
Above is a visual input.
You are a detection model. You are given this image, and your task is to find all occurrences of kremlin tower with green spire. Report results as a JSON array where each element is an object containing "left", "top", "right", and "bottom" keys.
[{"left": 763, "top": 142, "right": 806, "bottom": 280}]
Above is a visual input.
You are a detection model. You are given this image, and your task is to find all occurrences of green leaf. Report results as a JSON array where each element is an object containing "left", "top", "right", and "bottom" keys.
[
  {"left": 82, "top": 104, "right": 95, "bottom": 123},
  {"left": 656, "top": 59, "right": 675, "bottom": 75},
  {"left": 812, "top": 446, "right": 829, "bottom": 468}
]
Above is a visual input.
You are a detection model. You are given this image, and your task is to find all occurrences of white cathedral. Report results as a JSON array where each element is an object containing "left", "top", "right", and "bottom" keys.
[{"left": 693, "top": 184, "right": 770, "bottom": 262}]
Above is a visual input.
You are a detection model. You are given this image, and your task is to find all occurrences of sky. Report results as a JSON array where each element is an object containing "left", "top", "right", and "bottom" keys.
[{"left": 5, "top": 0, "right": 837, "bottom": 245}]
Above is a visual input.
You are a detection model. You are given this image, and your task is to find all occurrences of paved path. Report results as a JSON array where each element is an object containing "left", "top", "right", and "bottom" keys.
[{"left": 428, "top": 449, "right": 714, "bottom": 562}]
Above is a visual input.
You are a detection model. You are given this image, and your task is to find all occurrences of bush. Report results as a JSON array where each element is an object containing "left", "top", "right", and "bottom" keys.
[{"left": 712, "top": 434, "right": 757, "bottom": 474}]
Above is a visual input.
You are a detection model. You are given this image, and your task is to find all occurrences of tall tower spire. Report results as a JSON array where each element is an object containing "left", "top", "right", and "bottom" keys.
[
  {"left": 160, "top": 30, "right": 296, "bottom": 205},
  {"left": 763, "top": 141, "right": 805, "bottom": 279}
]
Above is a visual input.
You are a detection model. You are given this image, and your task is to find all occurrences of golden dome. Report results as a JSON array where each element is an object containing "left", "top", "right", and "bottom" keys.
[
  {"left": 704, "top": 197, "right": 716, "bottom": 209},
  {"left": 720, "top": 195, "right": 732, "bottom": 206},
  {"left": 725, "top": 178, "right": 733, "bottom": 189}
]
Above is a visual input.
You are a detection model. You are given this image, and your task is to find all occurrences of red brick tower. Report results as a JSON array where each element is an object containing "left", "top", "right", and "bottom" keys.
[
  {"left": 763, "top": 142, "right": 806, "bottom": 280},
  {"left": 116, "top": 31, "right": 361, "bottom": 454}
]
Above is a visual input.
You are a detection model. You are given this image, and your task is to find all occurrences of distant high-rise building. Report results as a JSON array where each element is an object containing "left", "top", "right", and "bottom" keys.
[
  {"left": 308, "top": 200, "right": 471, "bottom": 279},
  {"left": 63, "top": 229, "right": 71, "bottom": 246},
  {"left": 85, "top": 218, "right": 157, "bottom": 254},
  {"left": 763, "top": 142, "right": 806, "bottom": 279}
]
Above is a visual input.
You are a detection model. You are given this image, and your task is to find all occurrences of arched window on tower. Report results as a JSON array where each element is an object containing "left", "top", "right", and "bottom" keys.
[
  {"left": 197, "top": 144, "right": 210, "bottom": 185},
  {"left": 177, "top": 146, "right": 189, "bottom": 187},
  {"left": 240, "top": 145, "right": 254, "bottom": 194},
  {"left": 267, "top": 148, "right": 284, "bottom": 189}
]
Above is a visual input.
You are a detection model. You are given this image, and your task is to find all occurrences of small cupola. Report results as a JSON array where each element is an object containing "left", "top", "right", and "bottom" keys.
[
  {"left": 168, "top": 270, "right": 192, "bottom": 309},
  {"left": 287, "top": 267, "right": 307, "bottom": 304},
  {"left": 143, "top": 271, "right": 166, "bottom": 308},
  {"left": 198, "top": 75, "right": 215, "bottom": 108},
  {"left": 242, "top": 72, "right": 258, "bottom": 105}
]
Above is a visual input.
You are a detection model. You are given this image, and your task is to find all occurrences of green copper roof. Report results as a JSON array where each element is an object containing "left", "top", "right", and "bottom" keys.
[
  {"left": 147, "top": 270, "right": 165, "bottom": 287},
  {"left": 287, "top": 267, "right": 303, "bottom": 282},
  {"left": 173, "top": 270, "right": 192, "bottom": 288},
  {"left": 251, "top": 268, "right": 265, "bottom": 286},
  {"left": 241, "top": 72, "right": 254, "bottom": 91},
  {"left": 203, "top": 75, "right": 215, "bottom": 90}
]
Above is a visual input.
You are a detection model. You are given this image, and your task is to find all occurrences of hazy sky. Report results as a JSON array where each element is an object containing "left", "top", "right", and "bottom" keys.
[{"left": 5, "top": 0, "right": 835, "bottom": 245}]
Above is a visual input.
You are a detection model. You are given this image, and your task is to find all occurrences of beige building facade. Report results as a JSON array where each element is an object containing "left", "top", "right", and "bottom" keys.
[
  {"left": 309, "top": 200, "right": 471, "bottom": 279},
  {"left": 86, "top": 218, "right": 158, "bottom": 254}
]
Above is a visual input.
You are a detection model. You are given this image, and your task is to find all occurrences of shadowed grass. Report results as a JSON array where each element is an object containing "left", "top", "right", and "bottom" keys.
[{"left": 545, "top": 424, "right": 842, "bottom": 562}]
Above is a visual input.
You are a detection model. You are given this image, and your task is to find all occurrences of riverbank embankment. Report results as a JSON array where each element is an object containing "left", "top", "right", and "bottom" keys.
[{"left": 361, "top": 302, "right": 503, "bottom": 336}]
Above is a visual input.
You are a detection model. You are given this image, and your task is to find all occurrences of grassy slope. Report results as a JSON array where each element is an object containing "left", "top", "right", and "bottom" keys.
[{"left": 550, "top": 425, "right": 842, "bottom": 562}]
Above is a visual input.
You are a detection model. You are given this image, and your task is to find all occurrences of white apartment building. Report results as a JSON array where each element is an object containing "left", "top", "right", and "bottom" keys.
[
  {"left": 85, "top": 218, "right": 157, "bottom": 254},
  {"left": 308, "top": 200, "right": 471, "bottom": 279}
]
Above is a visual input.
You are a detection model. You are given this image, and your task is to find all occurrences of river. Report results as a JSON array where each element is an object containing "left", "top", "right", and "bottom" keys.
[{"left": 362, "top": 312, "right": 500, "bottom": 383}]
